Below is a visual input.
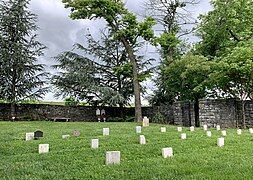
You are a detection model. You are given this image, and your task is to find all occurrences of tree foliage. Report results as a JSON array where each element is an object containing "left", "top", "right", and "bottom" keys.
[
  {"left": 62, "top": 0, "right": 155, "bottom": 121},
  {"left": 52, "top": 31, "right": 135, "bottom": 107},
  {"left": 145, "top": 0, "right": 198, "bottom": 105},
  {"left": 0, "top": 0, "right": 48, "bottom": 118}
]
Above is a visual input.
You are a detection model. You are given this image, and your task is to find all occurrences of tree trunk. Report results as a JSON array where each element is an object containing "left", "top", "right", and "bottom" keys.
[
  {"left": 121, "top": 38, "right": 142, "bottom": 122},
  {"left": 242, "top": 101, "right": 246, "bottom": 129},
  {"left": 10, "top": 102, "right": 16, "bottom": 121},
  {"left": 194, "top": 98, "right": 200, "bottom": 127}
]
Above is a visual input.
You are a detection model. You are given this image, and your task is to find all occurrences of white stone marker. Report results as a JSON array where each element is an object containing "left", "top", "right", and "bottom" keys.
[
  {"left": 216, "top": 125, "right": 221, "bottom": 131},
  {"left": 177, "top": 127, "right": 182, "bottom": 132},
  {"left": 181, "top": 133, "right": 187, "bottom": 140},
  {"left": 142, "top": 116, "right": 149, "bottom": 127},
  {"left": 203, "top": 125, "right": 208, "bottom": 131},
  {"left": 161, "top": 127, "right": 166, "bottom": 133},
  {"left": 136, "top": 126, "right": 142, "bottom": 133},
  {"left": 39, "top": 144, "right": 49, "bottom": 154},
  {"left": 190, "top": 126, "right": 194, "bottom": 132},
  {"left": 206, "top": 131, "right": 212, "bottom": 137},
  {"left": 106, "top": 151, "right": 120, "bottom": 165},
  {"left": 162, "top": 147, "right": 173, "bottom": 158},
  {"left": 217, "top": 137, "right": 224, "bottom": 147},
  {"left": 62, "top": 135, "right": 70, "bottom": 139},
  {"left": 91, "top": 139, "right": 99, "bottom": 149},
  {"left": 221, "top": 130, "right": 227, "bottom": 136},
  {"left": 103, "top": 128, "right": 110, "bottom": 136},
  {"left": 25, "top": 132, "right": 34, "bottom": 141},
  {"left": 249, "top": 128, "right": 253, "bottom": 134},
  {"left": 139, "top": 135, "right": 146, "bottom": 144},
  {"left": 237, "top": 129, "right": 242, "bottom": 135}
]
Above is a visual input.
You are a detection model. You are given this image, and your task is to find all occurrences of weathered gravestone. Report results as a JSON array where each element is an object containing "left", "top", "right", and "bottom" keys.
[
  {"left": 39, "top": 144, "right": 49, "bottom": 154},
  {"left": 34, "top": 130, "right": 43, "bottom": 140},
  {"left": 216, "top": 125, "right": 221, "bottom": 131},
  {"left": 139, "top": 135, "right": 146, "bottom": 144},
  {"left": 136, "top": 126, "right": 142, "bottom": 133},
  {"left": 162, "top": 147, "right": 173, "bottom": 158},
  {"left": 142, "top": 116, "right": 149, "bottom": 127},
  {"left": 25, "top": 132, "right": 34, "bottom": 141},
  {"left": 217, "top": 137, "right": 224, "bottom": 147},
  {"left": 207, "top": 131, "right": 212, "bottom": 137},
  {"left": 249, "top": 128, "right": 253, "bottom": 134},
  {"left": 103, "top": 128, "right": 110, "bottom": 136},
  {"left": 177, "top": 127, "right": 182, "bottom": 132},
  {"left": 221, "top": 130, "right": 227, "bottom": 136},
  {"left": 62, "top": 135, "right": 70, "bottom": 139},
  {"left": 190, "top": 126, "right": 194, "bottom": 132},
  {"left": 91, "top": 139, "right": 99, "bottom": 149},
  {"left": 72, "top": 130, "right": 80, "bottom": 137},
  {"left": 237, "top": 129, "right": 242, "bottom": 135},
  {"left": 106, "top": 151, "right": 120, "bottom": 165},
  {"left": 161, "top": 127, "right": 166, "bottom": 133},
  {"left": 203, "top": 125, "right": 208, "bottom": 131},
  {"left": 181, "top": 133, "right": 186, "bottom": 140}
]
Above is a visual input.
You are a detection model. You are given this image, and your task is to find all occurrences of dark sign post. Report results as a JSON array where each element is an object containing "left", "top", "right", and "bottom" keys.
[{"left": 101, "top": 109, "right": 106, "bottom": 122}]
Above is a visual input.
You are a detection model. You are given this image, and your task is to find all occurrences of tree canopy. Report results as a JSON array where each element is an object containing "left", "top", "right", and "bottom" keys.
[{"left": 0, "top": 0, "right": 48, "bottom": 118}]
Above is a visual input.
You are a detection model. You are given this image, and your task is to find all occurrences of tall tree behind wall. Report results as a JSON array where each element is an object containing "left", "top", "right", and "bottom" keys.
[
  {"left": 62, "top": 0, "right": 155, "bottom": 122},
  {"left": 145, "top": 0, "right": 199, "bottom": 105},
  {"left": 0, "top": 0, "right": 48, "bottom": 120}
]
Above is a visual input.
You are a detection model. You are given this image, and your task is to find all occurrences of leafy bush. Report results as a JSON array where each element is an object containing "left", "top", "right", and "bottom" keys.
[
  {"left": 64, "top": 97, "right": 79, "bottom": 106},
  {"left": 152, "top": 112, "right": 165, "bottom": 124}
]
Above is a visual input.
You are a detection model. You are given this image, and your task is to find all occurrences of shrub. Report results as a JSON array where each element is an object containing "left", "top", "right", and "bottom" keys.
[
  {"left": 64, "top": 97, "right": 79, "bottom": 106},
  {"left": 152, "top": 112, "right": 165, "bottom": 124}
]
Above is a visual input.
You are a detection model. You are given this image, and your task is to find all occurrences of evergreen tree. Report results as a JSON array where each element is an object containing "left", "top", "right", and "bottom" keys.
[{"left": 0, "top": 0, "right": 48, "bottom": 120}]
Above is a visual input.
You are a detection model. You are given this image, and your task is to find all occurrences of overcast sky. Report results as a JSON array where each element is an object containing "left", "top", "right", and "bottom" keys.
[{"left": 28, "top": 0, "right": 212, "bottom": 101}]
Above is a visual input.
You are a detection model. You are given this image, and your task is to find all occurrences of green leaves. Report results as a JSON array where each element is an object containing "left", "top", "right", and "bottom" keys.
[{"left": 0, "top": 0, "right": 48, "bottom": 103}]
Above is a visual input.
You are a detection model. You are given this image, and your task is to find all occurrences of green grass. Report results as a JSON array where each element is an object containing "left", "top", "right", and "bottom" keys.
[{"left": 1, "top": 122, "right": 253, "bottom": 179}]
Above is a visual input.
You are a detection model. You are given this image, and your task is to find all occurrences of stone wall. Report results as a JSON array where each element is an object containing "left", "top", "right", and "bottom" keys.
[
  {"left": 2, "top": 99, "right": 253, "bottom": 127},
  {"left": 0, "top": 103, "right": 174, "bottom": 122}
]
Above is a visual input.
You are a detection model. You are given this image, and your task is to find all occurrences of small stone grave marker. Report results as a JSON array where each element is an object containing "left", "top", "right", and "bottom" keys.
[
  {"left": 72, "top": 130, "right": 80, "bottom": 137},
  {"left": 216, "top": 125, "right": 221, "bottom": 131},
  {"left": 103, "top": 128, "right": 110, "bottom": 136},
  {"left": 190, "top": 126, "right": 194, "bottom": 132},
  {"left": 136, "top": 126, "right": 141, "bottom": 133},
  {"left": 139, "top": 135, "right": 146, "bottom": 144},
  {"left": 203, "top": 125, "right": 208, "bottom": 131},
  {"left": 181, "top": 133, "right": 186, "bottom": 140},
  {"left": 25, "top": 132, "right": 34, "bottom": 141},
  {"left": 237, "top": 129, "right": 242, "bottom": 135},
  {"left": 207, "top": 131, "right": 212, "bottom": 137},
  {"left": 162, "top": 147, "right": 173, "bottom": 158},
  {"left": 217, "top": 137, "right": 224, "bottom": 147},
  {"left": 34, "top": 130, "right": 43, "bottom": 140},
  {"left": 161, "top": 127, "right": 166, "bottom": 133},
  {"left": 91, "top": 139, "right": 99, "bottom": 149},
  {"left": 39, "top": 144, "right": 49, "bottom": 154},
  {"left": 249, "top": 128, "right": 253, "bottom": 134},
  {"left": 142, "top": 116, "right": 149, "bottom": 127},
  {"left": 62, "top": 135, "right": 70, "bottom": 139},
  {"left": 106, "top": 151, "right": 120, "bottom": 165},
  {"left": 177, "top": 127, "right": 182, "bottom": 132},
  {"left": 221, "top": 130, "right": 226, "bottom": 136}
]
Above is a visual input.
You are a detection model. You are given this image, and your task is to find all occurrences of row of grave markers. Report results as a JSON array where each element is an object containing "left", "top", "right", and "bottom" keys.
[{"left": 24, "top": 116, "right": 253, "bottom": 165}]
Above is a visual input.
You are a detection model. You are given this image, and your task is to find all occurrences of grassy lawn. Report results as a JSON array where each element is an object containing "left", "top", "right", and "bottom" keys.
[{"left": 1, "top": 122, "right": 253, "bottom": 179}]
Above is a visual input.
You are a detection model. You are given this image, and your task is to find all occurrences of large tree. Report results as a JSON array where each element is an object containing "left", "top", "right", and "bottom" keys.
[
  {"left": 145, "top": 0, "right": 199, "bottom": 105},
  {"left": 52, "top": 30, "right": 153, "bottom": 107},
  {"left": 62, "top": 0, "right": 155, "bottom": 122},
  {"left": 0, "top": 0, "right": 48, "bottom": 120},
  {"left": 196, "top": 0, "right": 253, "bottom": 127},
  {"left": 163, "top": 53, "right": 212, "bottom": 126}
]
